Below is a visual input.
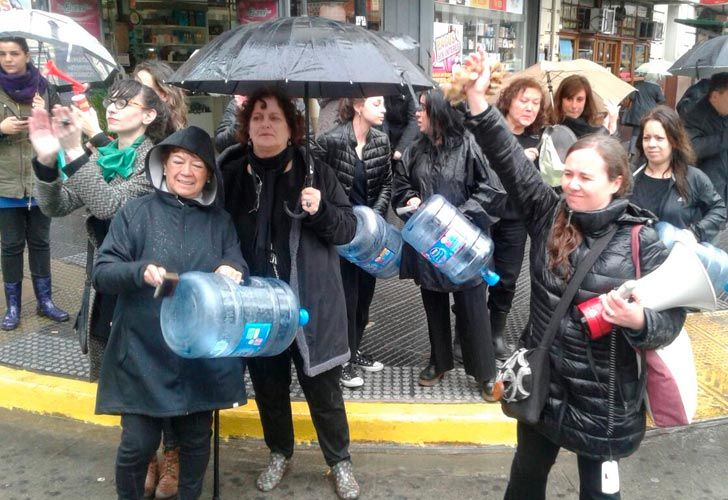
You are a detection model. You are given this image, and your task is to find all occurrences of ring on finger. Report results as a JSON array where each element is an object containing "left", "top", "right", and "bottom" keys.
[{"left": 305, "top": 200, "right": 312, "bottom": 208}]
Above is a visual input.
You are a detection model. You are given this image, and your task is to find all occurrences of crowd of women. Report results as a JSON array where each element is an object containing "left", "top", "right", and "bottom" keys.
[{"left": 3, "top": 30, "right": 726, "bottom": 499}]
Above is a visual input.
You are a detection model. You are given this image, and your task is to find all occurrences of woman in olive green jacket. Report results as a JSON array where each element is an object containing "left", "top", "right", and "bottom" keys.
[{"left": 0, "top": 36, "right": 68, "bottom": 331}]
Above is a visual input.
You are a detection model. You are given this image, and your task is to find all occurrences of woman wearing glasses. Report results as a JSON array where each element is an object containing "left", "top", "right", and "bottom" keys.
[{"left": 27, "top": 79, "right": 169, "bottom": 380}]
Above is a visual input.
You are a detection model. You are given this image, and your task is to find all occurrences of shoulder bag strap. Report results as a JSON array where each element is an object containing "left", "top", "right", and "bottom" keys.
[{"left": 539, "top": 224, "right": 619, "bottom": 349}]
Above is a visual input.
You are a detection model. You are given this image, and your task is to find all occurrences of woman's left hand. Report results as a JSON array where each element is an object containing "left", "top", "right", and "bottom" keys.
[
  {"left": 524, "top": 147, "right": 539, "bottom": 162},
  {"left": 600, "top": 289, "right": 645, "bottom": 330},
  {"left": 215, "top": 265, "right": 243, "bottom": 283},
  {"left": 301, "top": 187, "right": 321, "bottom": 215}
]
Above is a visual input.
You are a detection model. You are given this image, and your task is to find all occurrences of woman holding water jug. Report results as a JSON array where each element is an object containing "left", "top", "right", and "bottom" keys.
[
  {"left": 219, "top": 88, "right": 360, "bottom": 499},
  {"left": 91, "top": 126, "right": 248, "bottom": 499},
  {"left": 392, "top": 88, "right": 506, "bottom": 401},
  {"left": 314, "top": 96, "right": 392, "bottom": 389}
]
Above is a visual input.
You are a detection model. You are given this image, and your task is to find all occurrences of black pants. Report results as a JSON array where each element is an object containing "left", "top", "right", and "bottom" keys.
[
  {"left": 487, "top": 218, "right": 528, "bottom": 317},
  {"left": 504, "top": 422, "right": 621, "bottom": 500},
  {"left": 247, "top": 342, "right": 351, "bottom": 467},
  {"left": 0, "top": 206, "right": 51, "bottom": 283},
  {"left": 339, "top": 258, "right": 377, "bottom": 359},
  {"left": 420, "top": 283, "right": 495, "bottom": 382},
  {"left": 116, "top": 412, "right": 213, "bottom": 500}
]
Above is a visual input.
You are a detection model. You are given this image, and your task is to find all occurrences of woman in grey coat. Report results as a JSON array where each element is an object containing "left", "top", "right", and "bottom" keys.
[{"left": 28, "top": 79, "right": 169, "bottom": 380}]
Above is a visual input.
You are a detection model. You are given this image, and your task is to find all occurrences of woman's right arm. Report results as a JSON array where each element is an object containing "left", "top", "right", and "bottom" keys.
[
  {"left": 92, "top": 204, "right": 154, "bottom": 295},
  {"left": 391, "top": 146, "right": 420, "bottom": 222}
]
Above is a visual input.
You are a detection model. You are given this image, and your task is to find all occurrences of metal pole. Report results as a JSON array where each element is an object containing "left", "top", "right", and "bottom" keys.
[
  {"left": 212, "top": 409, "right": 220, "bottom": 500},
  {"left": 550, "top": 0, "right": 558, "bottom": 62}
]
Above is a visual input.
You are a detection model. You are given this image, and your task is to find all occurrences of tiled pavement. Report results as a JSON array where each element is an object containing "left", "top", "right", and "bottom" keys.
[{"left": 0, "top": 209, "right": 726, "bottom": 404}]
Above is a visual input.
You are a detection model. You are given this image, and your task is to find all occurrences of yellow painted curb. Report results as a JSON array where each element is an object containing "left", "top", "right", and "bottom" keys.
[{"left": 0, "top": 365, "right": 516, "bottom": 446}]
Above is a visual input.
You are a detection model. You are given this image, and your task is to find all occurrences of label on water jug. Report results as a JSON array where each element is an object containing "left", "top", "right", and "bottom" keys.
[
  {"left": 234, "top": 322, "right": 271, "bottom": 354},
  {"left": 424, "top": 229, "right": 466, "bottom": 267},
  {"left": 363, "top": 247, "right": 395, "bottom": 271}
]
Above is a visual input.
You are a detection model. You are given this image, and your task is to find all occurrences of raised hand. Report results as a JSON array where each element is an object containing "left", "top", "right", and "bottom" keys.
[
  {"left": 50, "top": 105, "right": 83, "bottom": 154},
  {"left": 27, "top": 107, "right": 61, "bottom": 167}
]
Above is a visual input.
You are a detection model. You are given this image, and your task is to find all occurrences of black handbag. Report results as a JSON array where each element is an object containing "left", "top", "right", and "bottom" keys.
[{"left": 498, "top": 226, "right": 617, "bottom": 425}]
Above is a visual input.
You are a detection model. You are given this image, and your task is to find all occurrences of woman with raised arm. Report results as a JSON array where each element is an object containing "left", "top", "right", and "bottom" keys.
[{"left": 462, "top": 51, "right": 686, "bottom": 499}]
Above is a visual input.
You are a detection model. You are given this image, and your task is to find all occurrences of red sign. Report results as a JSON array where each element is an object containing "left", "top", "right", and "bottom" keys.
[
  {"left": 489, "top": 0, "right": 506, "bottom": 11},
  {"left": 700, "top": 0, "right": 728, "bottom": 4},
  {"left": 49, "top": 0, "right": 102, "bottom": 40},
  {"left": 237, "top": 0, "right": 278, "bottom": 24}
]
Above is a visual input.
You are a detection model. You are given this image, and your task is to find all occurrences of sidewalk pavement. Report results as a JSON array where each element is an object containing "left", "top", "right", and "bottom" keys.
[{"left": 0, "top": 210, "right": 727, "bottom": 446}]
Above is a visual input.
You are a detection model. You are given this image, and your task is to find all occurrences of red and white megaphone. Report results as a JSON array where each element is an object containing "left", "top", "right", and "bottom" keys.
[
  {"left": 577, "top": 241, "right": 717, "bottom": 339},
  {"left": 43, "top": 60, "right": 91, "bottom": 111}
]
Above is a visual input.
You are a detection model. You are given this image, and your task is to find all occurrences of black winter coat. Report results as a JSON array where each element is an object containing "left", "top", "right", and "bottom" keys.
[
  {"left": 466, "top": 106, "right": 686, "bottom": 460},
  {"left": 683, "top": 96, "right": 728, "bottom": 206},
  {"left": 382, "top": 93, "right": 419, "bottom": 155},
  {"left": 621, "top": 81, "right": 665, "bottom": 127},
  {"left": 313, "top": 121, "right": 392, "bottom": 215},
  {"left": 632, "top": 164, "right": 726, "bottom": 242},
  {"left": 92, "top": 129, "right": 248, "bottom": 416},
  {"left": 214, "top": 98, "right": 239, "bottom": 153},
  {"left": 219, "top": 145, "right": 356, "bottom": 376},
  {"left": 392, "top": 131, "right": 507, "bottom": 292}
]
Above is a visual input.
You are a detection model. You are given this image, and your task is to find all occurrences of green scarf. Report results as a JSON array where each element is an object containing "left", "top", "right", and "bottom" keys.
[{"left": 96, "top": 135, "right": 146, "bottom": 183}]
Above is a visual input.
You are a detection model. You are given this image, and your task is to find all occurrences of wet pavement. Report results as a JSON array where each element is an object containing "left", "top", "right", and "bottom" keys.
[{"left": 1, "top": 407, "right": 727, "bottom": 500}]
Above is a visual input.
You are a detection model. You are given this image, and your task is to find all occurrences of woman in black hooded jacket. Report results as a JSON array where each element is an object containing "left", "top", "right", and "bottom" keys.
[
  {"left": 92, "top": 126, "right": 248, "bottom": 499},
  {"left": 462, "top": 51, "right": 686, "bottom": 499}
]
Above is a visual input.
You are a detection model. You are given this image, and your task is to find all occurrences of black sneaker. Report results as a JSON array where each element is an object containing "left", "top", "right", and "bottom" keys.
[
  {"left": 340, "top": 363, "right": 364, "bottom": 388},
  {"left": 352, "top": 350, "right": 384, "bottom": 372}
]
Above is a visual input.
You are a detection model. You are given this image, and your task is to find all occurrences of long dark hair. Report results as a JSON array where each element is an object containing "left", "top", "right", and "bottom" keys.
[
  {"left": 496, "top": 76, "right": 548, "bottom": 135},
  {"left": 553, "top": 75, "right": 601, "bottom": 126},
  {"left": 106, "top": 79, "right": 170, "bottom": 144},
  {"left": 133, "top": 60, "right": 188, "bottom": 132},
  {"left": 0, "top": 37, "right": 29, "bottom": 53},
  {"left": 236, "top": 87, "right": 305, "bottom": 146},
  {"left": 547, "top": 135, "right": 632, "bottom": 276},
  {"left": 418, "top": 88, "right": 464, "bottom": 149},
  {"left": 338, "top": 98, "right": 364, "bottom": 122},
  {"left": 636, "top": 105, "right": 693, "bottom": 202}
]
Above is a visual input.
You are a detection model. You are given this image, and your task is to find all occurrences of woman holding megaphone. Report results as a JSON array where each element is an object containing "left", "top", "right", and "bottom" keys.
[{"left": 460, "top": 50, "right": 687, "bottom": 499}]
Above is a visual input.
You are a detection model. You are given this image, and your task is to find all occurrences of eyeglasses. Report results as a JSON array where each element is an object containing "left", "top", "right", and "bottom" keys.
[{"left": 102, "top": 97, "right": 147, "bottom": 110}]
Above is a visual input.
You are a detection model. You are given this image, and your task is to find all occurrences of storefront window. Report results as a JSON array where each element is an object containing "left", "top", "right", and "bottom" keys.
[
  {"left": 433, "top": 0, "right": 528, "bottom": 84},
  {"left": 291, "top": 0, "right": 383, "bottom": 29}
]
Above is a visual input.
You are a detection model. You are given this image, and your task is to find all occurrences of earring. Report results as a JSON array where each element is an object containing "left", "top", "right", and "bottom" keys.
[
  {"left": 287, "top": 138, "right": 292, "bottom": 146},
  {"left": 206, "top": 179, "right": 211, "bottom": 184},
  {"left": 247, "top": 139, "right": 253, "bottom": 147}
]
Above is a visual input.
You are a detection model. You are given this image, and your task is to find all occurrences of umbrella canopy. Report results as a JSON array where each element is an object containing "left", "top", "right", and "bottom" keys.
[
  {"left": 636, "top": 60, "right": 673, "bottom": 77},
  {"left": 488, "top": 59, "right": 635, "bottom": 112},
  {"left": 668, "top": 35, "right": 728, "bottom": 79},
  {"left": 0, "top": 9, "right": 120, "bottom": 88},
  {"left": 167, "top": 16, "right": 433, "bottom": 98}
]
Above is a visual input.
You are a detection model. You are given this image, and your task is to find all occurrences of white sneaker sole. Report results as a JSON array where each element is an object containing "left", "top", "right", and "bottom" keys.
[
  {"left": 340, "top": 377, "right": 364, "bottom": 388},
  {"left": 354, "top": 362, "right": 384, "bottom": 373}
]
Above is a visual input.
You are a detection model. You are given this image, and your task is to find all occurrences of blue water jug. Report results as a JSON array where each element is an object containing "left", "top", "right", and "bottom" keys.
[
  {"left": 401, "top": 194, "right": 500, "bottom": 286},
  {"left": 655, "top": 221, "right": 728, "bottom": 293},
  {"left": 160, "top": 272, "right": 309, "bottom": 359},
  {"left": 336, "top": 205, "right": 402, "bottom": 279}
]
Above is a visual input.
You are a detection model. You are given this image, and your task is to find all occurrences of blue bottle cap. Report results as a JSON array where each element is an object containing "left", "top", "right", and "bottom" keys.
[
  {"left": 482, "top": 268, "right": 500, "bottom": 286},
  {"left": 299, "top": 308, "right": 310, "bottom": 327}
]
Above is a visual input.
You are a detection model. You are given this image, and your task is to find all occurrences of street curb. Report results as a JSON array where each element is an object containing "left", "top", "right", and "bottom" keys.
[{"left": 0, "top": 365, "right": 517, "bottom": 446}]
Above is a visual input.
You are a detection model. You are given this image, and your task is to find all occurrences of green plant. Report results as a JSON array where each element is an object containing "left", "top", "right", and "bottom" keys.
[{"left": 87, "top": 88, "right": 109, "bottom": 133}]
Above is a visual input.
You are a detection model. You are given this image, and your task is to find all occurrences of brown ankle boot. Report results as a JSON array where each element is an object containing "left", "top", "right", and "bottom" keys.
[
  {"left": 144, "top": 454, "right": 159, "bottom": 498},
  {"left": 155, "top": 448, "right": 179, "bottom": 499}
]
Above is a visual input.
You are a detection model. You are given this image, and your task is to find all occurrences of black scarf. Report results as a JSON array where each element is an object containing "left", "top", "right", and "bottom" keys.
[
  {"left": 561, "top": 116, "right": 606, "bottom": 138},
  {"left": 249, "top": 146, "right": 294, "bottom": 274}
]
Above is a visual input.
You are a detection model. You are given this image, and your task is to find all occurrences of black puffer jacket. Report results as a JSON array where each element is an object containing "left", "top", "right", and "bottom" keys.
[
  {"left": 392, "top": 131, "right": 506, "bottom": 292},
  {"left": 632, "top": 164, "right": 726, "bottom": 242},
  {"left": 313, "top": 121, "right": 392, "bottom": 215},
  {"left": 466, "top": 106, "right": 686, "bottom": 460}
]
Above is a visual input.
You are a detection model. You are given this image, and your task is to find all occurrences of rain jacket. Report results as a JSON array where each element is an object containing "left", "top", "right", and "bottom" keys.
[
  {"left": 632, "top": 164, "right": 726, "bottom": 242},
  {"left": 219, "top": 144, "right": 356, "bottom": 376},
  {"left": 313, "top": 121, "right": 392, "bottom": 215},
  {"left": 93, "top": 127, "right": 248, "bottom": 416},
  {"left": 392, "top": 130, "right": 506, "bottom": 292},
  {"left": 0, "top": 86, "right": 58, "bottom": 199},
  {"left": 682, "top": 96, "right": 728, "bottom": 207},
  {"left": 466, "top": 106, "right": 686, "bottom": 460}
]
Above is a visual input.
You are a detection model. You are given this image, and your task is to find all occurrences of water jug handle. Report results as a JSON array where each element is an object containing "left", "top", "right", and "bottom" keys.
[{"left": 481, "top": 268, "right": 500, "bottom": 286}]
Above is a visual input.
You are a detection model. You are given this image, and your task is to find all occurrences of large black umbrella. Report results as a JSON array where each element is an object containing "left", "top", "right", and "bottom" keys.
[
  {"left": 167, "top": 16, "right": 432, "bottom": 97},
  {"left": 169, "top": 16, "right": 432, "bottom": 218},
  {"left": 669, "top": 35, "right": 728, "bottom": 79}
]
